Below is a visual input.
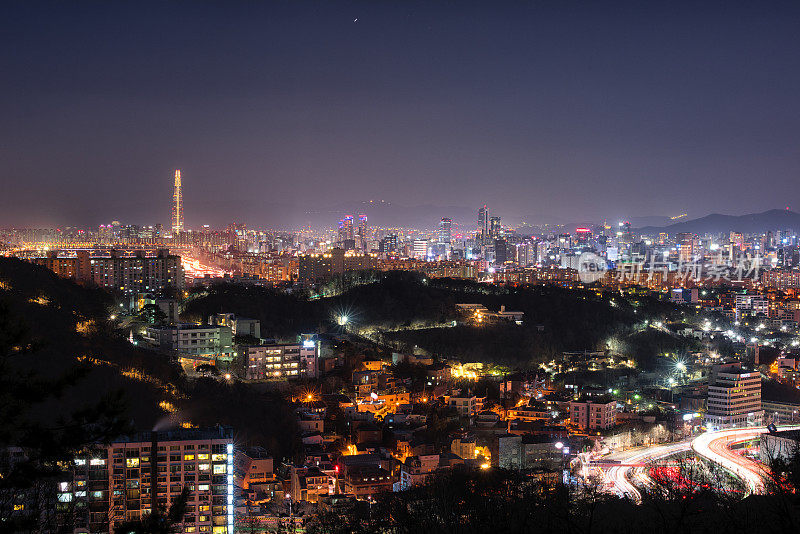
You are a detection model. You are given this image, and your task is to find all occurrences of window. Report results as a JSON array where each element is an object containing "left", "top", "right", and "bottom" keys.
[
  {"left": 197, "top": 454, "right": 209, "bottom": 460},
  {"left": 198, "top": 463, "right": 210, "bottom": 471},
  {"left": 213, "top": 465, "right": 226, "bottom": 474},
  {"left": 126, "top": 458, "right": 140, "bottom": 467},
  {"left": 184, "top": 454, "right": 195, "bottom": 461},
  {"left": 198, "top": 485, "right": 210, "bottom": 491}
]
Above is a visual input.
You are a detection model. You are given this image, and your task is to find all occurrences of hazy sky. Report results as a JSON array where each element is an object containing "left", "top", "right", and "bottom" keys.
[{"left": 2, "top": 1, "right": 800, "bottom": 229}]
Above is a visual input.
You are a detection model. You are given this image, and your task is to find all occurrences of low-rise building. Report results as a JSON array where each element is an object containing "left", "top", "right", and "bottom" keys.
[
  {"left": 569, "top": 397, "right": 616, "bottom": 431},
  {"left": 244, "top": 342, "right": 316, "bottom": 379},
  {"left": 143, "top": 323, "right": 234, "bottom": 365}
]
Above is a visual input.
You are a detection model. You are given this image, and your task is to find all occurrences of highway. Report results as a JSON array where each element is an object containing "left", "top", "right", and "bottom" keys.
[
  {"left": 690, "top": 425, "right": 799, "bottom": 495},
  {"left": 597, "top": 441, "right": 693, "bottom": 502},
  {"left": 593, "top": 425, "right": 800, "bottom": 501}
]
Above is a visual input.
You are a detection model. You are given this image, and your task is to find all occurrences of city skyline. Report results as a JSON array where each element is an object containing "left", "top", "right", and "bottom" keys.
[{"left": 3, "top": 1, "right": 800, "bottom": 228}]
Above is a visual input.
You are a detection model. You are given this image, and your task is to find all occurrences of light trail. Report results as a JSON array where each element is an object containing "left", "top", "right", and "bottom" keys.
[
  {"left": 599, "top": 441, "right": 693, "bottom": 502},
  {"left": 181, "top": 256, "right": 228, "bottom": 279},
  {"left": 690, "top": 426, "right": 800, "bottom": 495}
]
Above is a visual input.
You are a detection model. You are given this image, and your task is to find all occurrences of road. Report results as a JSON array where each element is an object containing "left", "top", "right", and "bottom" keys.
[
  {"left": 690, "top": 425, "right": 799, "bottom": 495},
  {"left": 596, "top": 441, "right": 693, "bottom": 502},
  {"left": 593, "top": 425, "right": 800, "bottom": 501}
]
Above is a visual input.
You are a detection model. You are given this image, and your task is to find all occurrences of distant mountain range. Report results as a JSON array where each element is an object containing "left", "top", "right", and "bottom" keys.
[{"left": 635, "top": 209, "right": 800, "bottom": 236}]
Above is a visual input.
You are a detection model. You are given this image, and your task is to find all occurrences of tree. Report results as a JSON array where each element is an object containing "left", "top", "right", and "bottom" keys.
[{"left": 0, "top": 302, "right": 130, "bottom": 532}]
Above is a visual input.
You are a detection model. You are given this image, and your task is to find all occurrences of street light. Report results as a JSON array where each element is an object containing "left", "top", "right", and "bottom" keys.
[{"left": 338, "top": 314, "right": 349, "bottom": 326}]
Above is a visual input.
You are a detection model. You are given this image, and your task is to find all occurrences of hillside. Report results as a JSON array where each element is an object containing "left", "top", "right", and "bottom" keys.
[
  {"left": 186, "top": 272, "right": 702, "bottom": 369},
  {"left": 0, "top": 258, "right": 298, "bottom": 459}
]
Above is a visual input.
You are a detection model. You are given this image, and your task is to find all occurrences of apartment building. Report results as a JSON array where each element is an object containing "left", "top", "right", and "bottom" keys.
[
  {"left": 59, "top": 427, "right": 234, "bottom": 534},
  {"left": 243, "top": 341, "right": 316, "bottom": 380},
  {"left": 144, "top": 324, "right": 234, "bottom": 365},
  {"left": 568, "top": 397, "right": 616, "bottom": 431}
]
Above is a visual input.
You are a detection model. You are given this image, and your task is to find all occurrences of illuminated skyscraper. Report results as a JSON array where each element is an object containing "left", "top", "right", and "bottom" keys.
[
  {"left": 357, "top": 214, "right": 368, "bottom": 249},
  {"left": 172, "top": 169, "right": 184, "bottom": 233},
  {"left": 477, "top": 205, "right": 488, "bottom": 244},
  {"left": 438, "top": 217, "right": 452, "bottom": 244},
  {"left": 489, "top": 216, "right": 501, "bottom": 239}
]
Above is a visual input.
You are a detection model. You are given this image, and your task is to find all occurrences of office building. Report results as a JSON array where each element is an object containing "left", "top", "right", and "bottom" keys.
[
  {"left": 489, "top": 216, "right": 501, "bottom": 239},
  {"left": 413, "top": 239, "right": 428, "bottom": 260},
  {"left": 438, "top": 218, "right": 452, "bottom": 244},
  {"left": 477, "top": 206, "right": 489, "bottom": 245},
  {"left": 705, "top": 363, "right": 762, "bottom": 429}
]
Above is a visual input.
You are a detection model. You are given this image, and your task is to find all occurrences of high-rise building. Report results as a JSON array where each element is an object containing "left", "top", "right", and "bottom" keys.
[
  {"left": 438, "top": 218, "right": 452, "bottom": 244},
  {"left": 494, "top": 238, "right": 509, "bottom": 265},
  {"left": 477, "top": 206, "right": 489, "bottom": 245},
  {"left": 489, "top": 216, "right": 501, "bottom": 239},
  {"left": 356, "top": 214, "right": 368, "bottom": 250},
  {"left": 31, "top": 249, "right": 184, "bottom": 294},
  {"left": 172, "top": 169, "right": 183, "bottom": 233},
  {"left": 379, "top": 234, "right": 398, "bottom": 254},
  {"left": 60, "top": 427, "right": 235, "bottom": 534},
  {"left": 338, "top": 216, "right": 355, "bottom": 249}
]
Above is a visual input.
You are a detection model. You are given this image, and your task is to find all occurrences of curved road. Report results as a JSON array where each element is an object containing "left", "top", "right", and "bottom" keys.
[
  {"left": 691, "top": 425, "right": 800, "bottom": 495},
  {"left": 597, "top": 425, "right": 800, "bottom": 500},
  {"left": 601, "top": 441, "right": 693, "bottom": 501}
]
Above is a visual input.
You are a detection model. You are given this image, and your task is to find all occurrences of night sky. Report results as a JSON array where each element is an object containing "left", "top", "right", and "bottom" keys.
[{"left": 2, "top": 1, "right": 800, "bottom": 229}]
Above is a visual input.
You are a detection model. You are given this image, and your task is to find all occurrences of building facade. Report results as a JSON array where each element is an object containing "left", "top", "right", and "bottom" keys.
[
  {"left": 705, "top": 363, "right": 763, "bottom": 429},
  {"left": 60, "top": 427, "right": 234, "bottom": 534}
]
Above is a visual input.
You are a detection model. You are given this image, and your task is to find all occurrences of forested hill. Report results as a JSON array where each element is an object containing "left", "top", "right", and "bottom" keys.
[
  {"left": 0, "top": 258, "right": 298, "bottom": 459},
  {"left": 185, "top": 271, "right": 699, "bottom": 369}
]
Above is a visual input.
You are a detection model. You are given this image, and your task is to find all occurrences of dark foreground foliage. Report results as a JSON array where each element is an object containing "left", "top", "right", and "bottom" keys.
[{"left": 307, "top": 465, "right": 800, "bottom": 534}]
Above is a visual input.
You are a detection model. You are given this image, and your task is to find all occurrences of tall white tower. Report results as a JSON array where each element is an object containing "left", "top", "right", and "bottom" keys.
[{"left": 172, "top": 169, "right": 183, "bottom": 233}]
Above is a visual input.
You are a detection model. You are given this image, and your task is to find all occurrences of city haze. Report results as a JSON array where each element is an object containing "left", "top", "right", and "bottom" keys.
[{"left": 2, "top": 1, "right": 800, "bottom": 228}]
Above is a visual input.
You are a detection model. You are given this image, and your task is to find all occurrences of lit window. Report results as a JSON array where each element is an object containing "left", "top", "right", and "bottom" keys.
[
  {"left": 213, "top": 465, "right": 226, "bottom": 474},
  {"left": 198, "top": 463, "right": 210, "bottom": 471},
  {"left": 184, "top": 454, "right": 195, "bottom": 461},
  {"left": 197, "top": 454, "right": 209, "bottom": 460},
  {"left": 126, "top": 458, "right": 139, "bottom": 467}
]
